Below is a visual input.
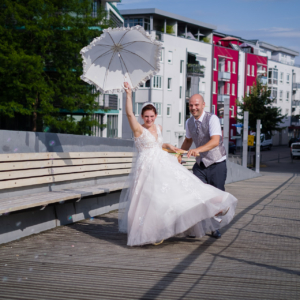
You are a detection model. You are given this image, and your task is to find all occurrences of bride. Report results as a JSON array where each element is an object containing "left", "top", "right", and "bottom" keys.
[{"left": 119, "top": 82, "right": 237, "bottom": 246}]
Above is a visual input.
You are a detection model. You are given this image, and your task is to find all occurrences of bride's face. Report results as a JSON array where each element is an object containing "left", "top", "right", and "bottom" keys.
[{"left": 142, "top": 110, "right": 157, "bottom": 127}]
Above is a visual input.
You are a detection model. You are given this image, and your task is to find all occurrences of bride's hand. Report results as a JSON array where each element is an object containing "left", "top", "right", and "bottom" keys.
[
  {"left": 168, "top": 144, "right": 181, "bottom": 153},
  {"left": 124, "top": 82, "right": 131, "bottom": 94}
]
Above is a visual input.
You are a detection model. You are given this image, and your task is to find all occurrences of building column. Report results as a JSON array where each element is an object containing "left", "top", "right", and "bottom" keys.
[
  {"left": 150, "top": 15, "right": 153, "bottom": 31},
  {"left": 185, "top": 25, "right": 187, "bottom": 38},
  {"left": 164, "top": 19, "right": 166, "bottom": 33}
]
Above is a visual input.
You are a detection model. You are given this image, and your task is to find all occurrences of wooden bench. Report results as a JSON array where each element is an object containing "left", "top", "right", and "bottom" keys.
[
  {"left": 0, "top": 152, "right": 195, "bottom": 216},
  {"left": 0, "top": 152, "right": 134, "bottom": 215}
]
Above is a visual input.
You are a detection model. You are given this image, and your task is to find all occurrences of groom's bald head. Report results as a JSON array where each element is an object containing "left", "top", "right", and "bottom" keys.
[{"left": 189, "top": 94, "right": 205, "bottom": 119}]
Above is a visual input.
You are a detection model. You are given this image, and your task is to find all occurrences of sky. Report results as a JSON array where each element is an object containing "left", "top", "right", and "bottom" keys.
[{"left": 117, "top": 0, "right": 300, "bottom": 63}]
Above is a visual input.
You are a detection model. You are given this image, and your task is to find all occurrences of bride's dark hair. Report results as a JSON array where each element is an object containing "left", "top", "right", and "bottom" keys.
[{"left": 141, "top": 104, "right": 157, "bottom": 116}]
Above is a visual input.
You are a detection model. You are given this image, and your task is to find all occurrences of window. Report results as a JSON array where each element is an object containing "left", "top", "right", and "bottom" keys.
[
  {"left": 135, "top": 103, "right": 144, "bottom": 116},
  {"left": 213, "top": 58, "right": 217, "bottom": 70},
  {"left": 167, "top": 78, "right": 172, "bottom": 90},
  {"left": 107, "top": 115, "right": 118, "bottom": 138},
  {"left": 227, "top": 61, "right": 231, "bottom": 73},
  {"left": 287, "top": 91, "right": 290, "bottom": 101},
  {"left": 178, "top": 112, "right": 182, "bottom": 125},
  {"left": 247, "top": 64, "right": 250, "bottom": 75},
  {"left": 213, "top": 81, "right": 216, "bottom": 94},
  {"left": 212, "top": 105, "right": 216, "bottom": 115},
  {"left": 139, "top": 80, "right": 150, "bottom": 88},
  {"left": 160, "top": 49, "right": 164, "bottom": 62},
  {"left": 232, "top": 62, "right": 236, "bottom": 74},
  {"left": 287, "top": 73, "right": 290, "bottom": 83},
  {"left": 280, "top": 72, "right": 284, "bottom": 82},
  {"left": 179, "top": 86, "right": 182, "bottom": 98},
  {"left": 152, "top": 76, "right": 162, "bottom": 89},
  {"left": 227, "top": 83, "right": 230, "bottom": 95},
  {"left": 285, "top": 109, "right": 289, "bottom": 119},
  {"left": 280, "top": 90, "right": 283, "bottom": 101},
  {"left": 180, "top": 60, "right": 184, "bottom": 73},
  {"left": 168, "top": 51, "right": 173, "bottom": 64},
  {"left": 231, "top": 105, "right": 235, "bottom": 117},
  {"left": 167, "top": 105, "right": 171, "bottom": 116},
  {"left": 247, "top": 86, "right": 250, "bottom": 95},
  {"left": 153, "top": 103, "right": 162, "bottom": 116},
  {"left": 252, "top": 65, "right": 255, "bottom": 76},
  {"left": 268, "top": 68, "right": 278, "bottom": 85},
  {"left": 232, "top": 83, "right": 235, "bottom": 95}
]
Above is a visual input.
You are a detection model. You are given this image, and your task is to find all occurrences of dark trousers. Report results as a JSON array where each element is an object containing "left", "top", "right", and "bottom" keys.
[{"left": 192, "top": 160, "right": 227, "bottom": 191}]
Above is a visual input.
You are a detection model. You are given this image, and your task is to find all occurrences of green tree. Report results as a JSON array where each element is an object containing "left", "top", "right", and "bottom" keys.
[
  {"left": 161, "top": 25, "right": 174, "bottom": 34},
  {"left": 237, "top": 79, "right": 286, "bottom": 135},
  {"left": 202, "top": 37, "right": 210, "bottom": 44},
  {"left": 0, "top": 0, "right": 111, "bottom": 135}
]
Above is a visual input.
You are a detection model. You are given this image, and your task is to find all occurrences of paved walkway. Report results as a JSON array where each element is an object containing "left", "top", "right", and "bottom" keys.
[{"left": 0, "top": 173, "right": 299, "bottom": 299}]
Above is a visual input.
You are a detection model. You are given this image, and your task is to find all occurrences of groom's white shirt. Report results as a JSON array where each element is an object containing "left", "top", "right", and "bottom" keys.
[{"left": 185, "top": 111, "right": 226, "bottom": 163}]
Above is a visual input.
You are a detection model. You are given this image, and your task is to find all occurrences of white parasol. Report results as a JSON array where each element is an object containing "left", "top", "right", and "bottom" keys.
[{"left": 80, "top": 25, "right": 162, "bottom": 94}]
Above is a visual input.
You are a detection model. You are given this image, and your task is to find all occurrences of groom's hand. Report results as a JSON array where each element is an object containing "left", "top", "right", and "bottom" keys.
[{"left": 187, "top": 148, "right": 200, "bottom": 158}]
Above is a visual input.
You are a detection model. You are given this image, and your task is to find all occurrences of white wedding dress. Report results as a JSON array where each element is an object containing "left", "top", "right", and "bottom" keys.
[{"left": 119, "top": 125, "right": 238, "bottom": 246}]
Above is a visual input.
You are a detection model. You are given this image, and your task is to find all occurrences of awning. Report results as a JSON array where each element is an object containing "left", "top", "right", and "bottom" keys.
[
  {"left": 217, "top": 47, "right": 233, "bottom": 59},
  {"left": 220, "top": 36, "right": 239, "bottom": 41},
  {"left": 256, "top": 56, "right": 268, "bottom": 66}
]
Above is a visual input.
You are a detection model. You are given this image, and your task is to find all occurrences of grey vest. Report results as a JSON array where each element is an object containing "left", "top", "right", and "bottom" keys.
[{"left": 187, "top": 112, "right": 226, "bottom": 167}]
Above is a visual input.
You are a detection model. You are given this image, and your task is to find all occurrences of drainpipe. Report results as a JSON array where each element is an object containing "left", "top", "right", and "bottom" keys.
[{"left": 210, "top": 42, "right": 215, "bottom": 114}]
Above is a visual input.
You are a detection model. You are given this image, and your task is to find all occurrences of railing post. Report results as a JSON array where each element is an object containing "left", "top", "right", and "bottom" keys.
[
  {"left": 255, "top": 119, "right": 261, "bottom": 173},
  {"left": 242, "top": 111, "right": 249, "bottom": 168},
  {"left": 223, "top": 97, "right": 230, "bottom": 156}
]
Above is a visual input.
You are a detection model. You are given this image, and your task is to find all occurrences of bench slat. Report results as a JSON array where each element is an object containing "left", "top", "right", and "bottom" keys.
[
  {"left": 0, "top": 157, "right": 133, "bottom": 171},
  {"left": 0, "top": 168, "right": 130, "bottom": 190},
  {"left": 0, "top": 152, "right": 134, "bottom": 162},
  {"left": 0, "top": 163, "right": 132, "bottom": 181}
]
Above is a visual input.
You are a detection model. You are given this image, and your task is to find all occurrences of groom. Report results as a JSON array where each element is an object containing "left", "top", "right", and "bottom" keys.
[{"left": 179, "top": 94, "right": 227, "bottom": 239}]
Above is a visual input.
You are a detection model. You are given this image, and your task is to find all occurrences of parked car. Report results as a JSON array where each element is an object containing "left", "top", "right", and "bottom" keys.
[
  {"left": 288, "top": 137, "right": 300, "bottom": 148},
  {"left": 229, "top": 141, "right": 236, "bottom": 154},
  {"left": 251, "top": 133, "right": 273, "bottom": 150},
  {"left": 290, "top": 142, "right": 300, "bottom": 159}
]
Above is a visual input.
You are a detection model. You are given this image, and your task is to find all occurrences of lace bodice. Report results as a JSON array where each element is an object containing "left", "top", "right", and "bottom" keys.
[{"left": 134, "top": 125, "right": 163, "bottom": 153}]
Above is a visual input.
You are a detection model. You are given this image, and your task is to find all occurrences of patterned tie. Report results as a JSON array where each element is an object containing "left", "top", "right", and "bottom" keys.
[{"left": 195, "top": 120, "right": 201, "bottom": 135}]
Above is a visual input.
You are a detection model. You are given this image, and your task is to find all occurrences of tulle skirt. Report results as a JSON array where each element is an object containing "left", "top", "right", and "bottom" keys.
[{"left": 119, "top": 148, "right": 238, "bottom": 246}]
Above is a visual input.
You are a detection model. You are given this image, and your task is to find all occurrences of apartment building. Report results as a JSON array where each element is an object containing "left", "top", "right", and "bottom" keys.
[
  {"left": 257, "top": 41, "right": 300, "bottom": 145},
  {"left": 120, "top": 8, "right": 215, "bottom": 147}
]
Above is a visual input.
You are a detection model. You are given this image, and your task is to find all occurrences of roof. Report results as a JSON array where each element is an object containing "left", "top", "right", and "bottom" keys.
[
  {"left": 119, "top": 8, "right": 217, "bottom": 30},
  {"left": 258, "top": 41, "right": 299, "bottom": 56}
]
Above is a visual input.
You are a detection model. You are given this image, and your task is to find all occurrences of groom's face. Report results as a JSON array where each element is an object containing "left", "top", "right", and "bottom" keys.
[{"left": 189, "top": 96, "right": 205, "bottom": 119}]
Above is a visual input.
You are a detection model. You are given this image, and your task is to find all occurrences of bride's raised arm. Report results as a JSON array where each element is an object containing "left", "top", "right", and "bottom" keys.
[{"left": 124, "top": 82, "right": 143, "bottom": 138}]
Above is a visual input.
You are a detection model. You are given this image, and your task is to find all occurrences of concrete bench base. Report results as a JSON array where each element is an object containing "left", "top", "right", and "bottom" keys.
[{"left": 0, "top": 190, "right": 121, "bottom": 245}]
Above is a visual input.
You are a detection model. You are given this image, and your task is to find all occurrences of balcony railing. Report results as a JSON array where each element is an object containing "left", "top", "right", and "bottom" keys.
[
  {"left": 218, "top": 71, "right": 231, "bottom": 81},
  {"left": 293, "top": 83, "right": 300, "bottom": 90},
  {"left": 155, "top": 31, "right": 164, "bottom": 42},
  {"left": 292, "top": 100, "right": 300, "bottom": 107},
  {"left": 259, "top": 76, "right": 268, "bottom": 85},
  {"left": 218, "top": 94, "right": 230, "bottom": 102},
  {"left": 187, "top": 64, "right": 204, "bottom": 76},
  {"left": 219, "top": 118, "right": 224, "bottom": 125}
]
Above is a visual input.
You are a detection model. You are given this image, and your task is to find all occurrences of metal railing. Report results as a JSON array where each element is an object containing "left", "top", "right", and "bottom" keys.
[
  {"left": 293, "top": 82, "right": 300, "bottom": 89},
  {"left": 292, "top": 100, "right": 300, "bottom": 107},
  {"left": 218, "top": 94, "right": 230, "bottom": 102},
  {"left": 218, "top": 71, "right": 231, "bottom": 81}
]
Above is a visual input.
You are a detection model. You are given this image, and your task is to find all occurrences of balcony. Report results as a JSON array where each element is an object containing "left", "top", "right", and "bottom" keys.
[
  {"left": 293, "top": 83, "right": 300, "bottom": 90},
  {"left": 218, "top": 94, "right": 230, "bottom": 103},
  {"left": 259, "top": 76, "right": 268, "bottom": 85},
  {"left": 218, "top": 71, "right": 231, "bottom": 81},
  {"left": 187, "top": 64, "right": 204, "bottom": 77},
  {"left": 292, "top": 100, "right": 300, "bottom": 107},
  {"left": 155, "top": 31, "right": 164, "bottom": 42}
]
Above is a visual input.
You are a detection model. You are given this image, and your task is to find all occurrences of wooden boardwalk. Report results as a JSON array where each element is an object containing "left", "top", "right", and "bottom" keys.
[{"left": 0, "top": 173, "right": 299, "bottom": 299}]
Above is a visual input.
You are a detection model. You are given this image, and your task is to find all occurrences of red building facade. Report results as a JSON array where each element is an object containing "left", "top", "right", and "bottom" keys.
[{"left": 212, "top": 34, "right": 268, "bottom": 142}]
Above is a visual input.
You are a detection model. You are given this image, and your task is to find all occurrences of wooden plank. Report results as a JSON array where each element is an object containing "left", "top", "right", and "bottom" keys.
[
  {"left": 0, "top": 152, "right": 134, "bottom": 162},
  {"left": 0, "top": 181, "right": 128, "bottom": 214},
  {"left": 0, "top": 163, "right": 133, "bottom": 181},
  {"left": 0, "top": 168, "right": 131, "bottom": 190},
  {"left": 0, "top": 157, "right": 133, "bottom": 171}
]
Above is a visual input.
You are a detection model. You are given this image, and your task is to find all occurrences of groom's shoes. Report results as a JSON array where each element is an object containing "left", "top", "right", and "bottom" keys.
[{"left": 211, "top": 230, "right": 221, "bottom": 239}]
